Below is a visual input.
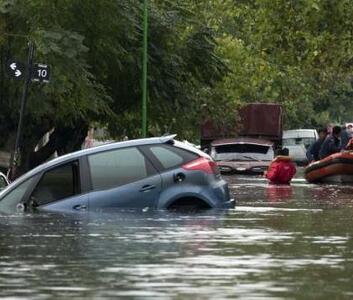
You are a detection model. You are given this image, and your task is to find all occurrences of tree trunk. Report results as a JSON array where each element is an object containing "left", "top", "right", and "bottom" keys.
[{"left": 13, "top": 122, "right": 89, "bottom": 179}]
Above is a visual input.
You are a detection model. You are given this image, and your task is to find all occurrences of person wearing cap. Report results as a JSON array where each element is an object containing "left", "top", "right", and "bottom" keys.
[{"left": 265, "top": 148, "right": 296, "bottom": 185}]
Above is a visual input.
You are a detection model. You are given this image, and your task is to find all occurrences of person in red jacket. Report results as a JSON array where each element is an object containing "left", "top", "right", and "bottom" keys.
[{"left": 265, "top": 148, "right": 296, "bottom": 185}]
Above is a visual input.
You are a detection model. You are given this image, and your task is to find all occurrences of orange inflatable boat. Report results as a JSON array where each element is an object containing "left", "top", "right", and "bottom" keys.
[{"left": 305, "top": 152, "right": 353, "bottom": 183}]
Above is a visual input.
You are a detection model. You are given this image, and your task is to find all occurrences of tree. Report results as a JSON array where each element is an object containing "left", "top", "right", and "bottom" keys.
[
  {"left": 195, "top": 0, "right": 353, "bottom": 128},
  {"left": 0, "top": 0, "right": 227, "bottom": 177}
]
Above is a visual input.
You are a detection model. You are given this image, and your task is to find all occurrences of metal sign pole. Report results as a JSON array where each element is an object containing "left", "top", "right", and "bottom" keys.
[{"left": 8, "top": 41, "right": 34, "bottom": 179}]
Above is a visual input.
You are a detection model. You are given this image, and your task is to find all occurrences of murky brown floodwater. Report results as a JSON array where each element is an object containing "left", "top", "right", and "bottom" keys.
[{"left": 1, "top": 168, "right": 353, "bottom": 299}]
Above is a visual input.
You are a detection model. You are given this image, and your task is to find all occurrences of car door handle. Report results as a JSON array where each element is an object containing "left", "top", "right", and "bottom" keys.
[
  {"left": 73, "top": 204, "right": 87, "bottom": 210},
  {"left": 139, "top": 185, "right": 156, "bottom": 192}
]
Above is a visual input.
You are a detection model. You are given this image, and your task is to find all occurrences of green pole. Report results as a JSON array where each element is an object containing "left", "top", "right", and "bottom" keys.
[{"left": 142, "top": 0, "right": 148, "bottom": 137}]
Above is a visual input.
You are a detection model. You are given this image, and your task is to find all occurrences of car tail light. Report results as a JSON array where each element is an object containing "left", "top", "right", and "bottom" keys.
[{"left": 182, "top": 157, "right": 220, "bottom": 175}]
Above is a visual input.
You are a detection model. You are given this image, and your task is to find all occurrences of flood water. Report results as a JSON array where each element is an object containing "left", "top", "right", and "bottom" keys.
[{"left": 1, "top": 169, "right": 353, "bottom": 299}]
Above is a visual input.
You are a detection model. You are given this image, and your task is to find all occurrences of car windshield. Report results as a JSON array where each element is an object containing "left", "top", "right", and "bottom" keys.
[
  {"left": 283, "top": 137, "right": 316, "bottom": 149},
  {"left": 0, "top": 177, "right": 35, "bottom": 214},
  {"left": 212, "top": 143, "right": 273, "bottom": 161}
]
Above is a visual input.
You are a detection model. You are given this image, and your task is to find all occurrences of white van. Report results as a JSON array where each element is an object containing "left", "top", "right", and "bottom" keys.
[{"left": 282, "top": 129, "right": 319, "bottom": 164}]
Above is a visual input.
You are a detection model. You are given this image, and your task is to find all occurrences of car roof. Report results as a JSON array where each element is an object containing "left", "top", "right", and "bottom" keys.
[
  {"left": 211, "top": 137, "right": 273, "bottom": 146},
  {"left": 1, "top": 135, "right": 178, "bottom": 194}
]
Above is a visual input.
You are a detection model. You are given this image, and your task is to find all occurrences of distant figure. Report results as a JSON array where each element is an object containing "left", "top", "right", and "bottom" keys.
[
  {"left": 306, "top": 127, "right": 328, "bottom": 162},
  {"left": 319, "top": 125, "right": 342, "bottom": 160},
  {"left": 341, "top": 124, "right": 353, "bottom": 149},
  {"left": 265, "top": 148, "right": 296, "bottom": 185}
]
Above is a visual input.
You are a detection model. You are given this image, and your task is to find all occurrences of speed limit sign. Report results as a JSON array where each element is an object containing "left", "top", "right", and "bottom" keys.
[{"left": 32, "top": 63, "right": 50, "bottom": 83}]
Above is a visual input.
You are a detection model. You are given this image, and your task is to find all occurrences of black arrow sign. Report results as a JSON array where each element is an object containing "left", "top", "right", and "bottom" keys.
[{"left": 6, "top": 60, "right": 26, "bottom": 80}]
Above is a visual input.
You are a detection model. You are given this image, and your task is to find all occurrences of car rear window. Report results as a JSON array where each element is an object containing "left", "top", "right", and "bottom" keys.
[
  {"left": 283, "top": 137, "right": 316, "bottom": 148},
  {"left": 147, "top": 144, "right": 198, "bottom": 170},
  {"left": 215, "top": 144, "right": 270, "bottom": 154}
]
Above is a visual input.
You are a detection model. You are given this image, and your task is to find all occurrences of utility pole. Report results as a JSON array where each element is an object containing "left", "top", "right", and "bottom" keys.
[
  {"left": 142, "top": 0, "right": 148, "bottom": 137},
  {"left": 8, "top": 41, "right": 34, "bottom": 179}
]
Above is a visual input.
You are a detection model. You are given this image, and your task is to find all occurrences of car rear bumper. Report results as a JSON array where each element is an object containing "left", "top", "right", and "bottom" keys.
[
  {"left": 208, "top": 178, "right": 235, "bottom": 208},
  {"left": 219, "top": 165, "right": 268, "bottom": 175}
]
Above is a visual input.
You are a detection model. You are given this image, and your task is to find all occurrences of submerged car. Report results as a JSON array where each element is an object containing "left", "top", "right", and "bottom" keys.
[
  {"left": 210, "top": 138, "right": 274, "bottom": 175},
  {"left": 0, "top": 135, "right": 234, "bottom": 214},
  {"left": 0, "top": 172, "right": 9, "bottom": 191},
  {"left": 282, "top": 129, "right": 318, "bottom": 165}
]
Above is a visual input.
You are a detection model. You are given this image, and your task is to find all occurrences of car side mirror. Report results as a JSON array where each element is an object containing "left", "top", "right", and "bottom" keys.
[{"left": 16, "top": 202, "right": 26, "bottom": 212}]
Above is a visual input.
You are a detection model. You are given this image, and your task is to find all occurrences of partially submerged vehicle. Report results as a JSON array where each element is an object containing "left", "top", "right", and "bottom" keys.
[
  {"left": 210, "top": 137, "right": 274, "bottom": 175},
  {"left": 305, "top": 152, "right": 353, "bottom": 184},
  {"left": 283, "top": 129, "right": 318, "bottom": 165},
  {"left": 0, "top": 135, "right": 234, "bottom": 214}
]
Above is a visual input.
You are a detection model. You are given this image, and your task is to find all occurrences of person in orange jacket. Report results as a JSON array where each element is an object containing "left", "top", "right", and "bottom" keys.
[{"left": 265, "top": 148, "right": 296, "bottom": 185}]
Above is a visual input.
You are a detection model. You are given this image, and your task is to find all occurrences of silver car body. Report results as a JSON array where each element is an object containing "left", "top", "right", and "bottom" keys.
[{"left": 0, "top": 135, "right": 233, "bottom": 213}]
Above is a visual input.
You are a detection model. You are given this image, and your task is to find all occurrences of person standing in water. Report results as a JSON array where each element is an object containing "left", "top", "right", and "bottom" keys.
[{"left": 265, "top": 148, "right": 296, "bottom": 185}]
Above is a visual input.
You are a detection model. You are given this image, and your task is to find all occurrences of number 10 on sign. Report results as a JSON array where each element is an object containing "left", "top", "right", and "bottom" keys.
[{"left": 32, "top": 63, "right": 50, "bottom": 83}]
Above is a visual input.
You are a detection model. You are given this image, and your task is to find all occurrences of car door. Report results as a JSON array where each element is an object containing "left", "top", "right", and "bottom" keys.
[
  {"left": 140, "top": 144, "right": 202, "bottom": 207},
  {"left": 87, "top": 146, "right": 161, "bottom": 210},
  {"left": 28, "top": 160, "right": 88, "bottom": 212}
]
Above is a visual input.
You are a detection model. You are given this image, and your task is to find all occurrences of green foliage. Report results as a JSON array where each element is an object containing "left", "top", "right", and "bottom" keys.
[
  {"left": 197, "top": 0, "right": 353, "bottom": 129},
  {"left": 0, "top": 0, "right": 228, "bottom": 172}
]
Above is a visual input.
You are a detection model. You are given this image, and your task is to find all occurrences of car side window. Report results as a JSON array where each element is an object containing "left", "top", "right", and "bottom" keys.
[
  {"left": 88, "top": 147, "right": 155, "bottom": 190},
  {"left": 0, "top": 177, "right": 36, "bottom": 213},
  {"left": 148, "top": 145, "right": 198, "bottom": 170},
  {"left": 30, "top": 161, "right": 81, "bottom": 206}
]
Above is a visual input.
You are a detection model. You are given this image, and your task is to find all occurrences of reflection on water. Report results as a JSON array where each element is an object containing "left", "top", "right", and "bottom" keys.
[
  {"left": 231, "top": 173, "right": 353, "bottom": 209},
  {"left": 1, "top": 170, "right": 353, "bottom": 299}
]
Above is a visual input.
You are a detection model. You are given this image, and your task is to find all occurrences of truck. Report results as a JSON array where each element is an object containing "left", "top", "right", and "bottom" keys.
[
  {"left": 201, "top": 103, "right": 283, "bottom": 150},
  {"left": 201, "top": 103, "right": 283, "bottom": 174}
]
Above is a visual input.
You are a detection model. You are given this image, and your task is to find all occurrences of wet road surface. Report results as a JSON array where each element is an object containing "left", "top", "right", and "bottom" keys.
[{"left": 1, "top": 169, "right": 353, "bottom": 299}]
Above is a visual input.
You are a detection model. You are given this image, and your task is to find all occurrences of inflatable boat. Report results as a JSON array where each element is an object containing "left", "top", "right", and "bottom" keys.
[{"left": 304, "top": 152, "right": 353, "bottom": 183}]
